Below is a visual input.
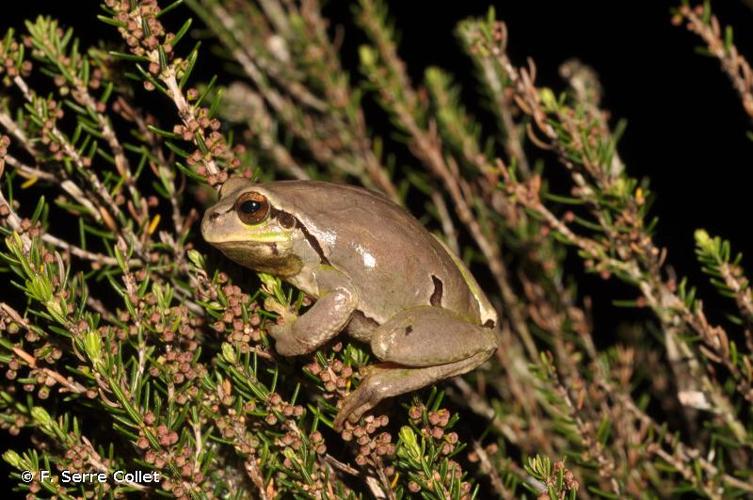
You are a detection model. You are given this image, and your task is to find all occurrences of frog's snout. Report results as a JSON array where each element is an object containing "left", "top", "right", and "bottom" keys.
[
  {"left": 201, "top": 209, "right": 222, "bottom": 242},
  {"left": 206, "top": 209, "right": 222, "bottom": 222}
]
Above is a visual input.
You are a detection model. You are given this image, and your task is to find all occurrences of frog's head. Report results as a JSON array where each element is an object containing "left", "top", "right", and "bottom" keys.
[{"left": 201, "top": 177, "right": 302, "bottom": 276}]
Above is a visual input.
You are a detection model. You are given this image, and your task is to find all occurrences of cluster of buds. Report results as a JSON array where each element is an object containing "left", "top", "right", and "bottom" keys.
[
  {"left": 149, "top": 349, "right": 202, "bottom": 396},
  {"left": 538, "top": 461, "right": 579, "bottom": 500},
  {"left": 51, "top": 65, "right": 106, "bottom": 112},
  {"left": 277, "top": 429, "right": 309, "bottom": 465},
  {"left": 0, "top": 36, "right": 32, "bottom": 86},
  {"left": 182, "top": 99, "right": 243, "bottom": 186},
  {"left": 157, "top": 444, "right": 197, "bottom": 479},
  {"left": 136, "top": 418, "right": 178, "bottom": 450},
  {"left": 210, "top": 385, "right": 262, "bottom": 455},
  {"left": 147, "top": 444, "right": 202, "bottom": 499},
  {"left": 29, "top": 18, "right": 106, "bottom": 109},
  {"left": 0, "top": 198, "right": 43, "bottom": 239},
  {"left": 303, "top": 342, "right": 354, "bottom": 398},
  {"left": 161, "top": 468, "right": 201, "bottom": 500},
  {"left": 404, "top": 403, "right": 471, "bottom": 497},
  {"left": 27, "top": 359, "right": 65, "bottom": 402},
  {"left": 265, "top": 392, "right": 305, "bottom": 426},
  {"left": 209, "top": 273, "right": 264, "bottom": 352},
  {"left": 137, "top": 290, "right": 201, "bottom": 350},
  {"left": 4, "top": 343, "right": 71, "bottom": 405},
  {"left": 97, "top": 277, "right": 206, "bottom": 405},
  {"left": 276, "top": 426, "right": 330, "bottom": 496},
  {"left": 173, "top": 105, "right": 221, "bottom": 140},
  {"left": 408, "top": 405, "right": 460, "bottom": 457},
  {"left": 214, "top": 410, "right": 258, "bottom": 456},
  {"left": 208, "top": 379, "right": 331, "bottom": 496},
  {"left": 405, "top": 460, "right": 471, "bottom": 497},
  {"left": 309, "top": 430, "right": 327, "bottom": 456},
  {"left": 12, "top": 218, "right": 42, "bottom": 238},
  {"left": 0, "top": 248, "right": 89, "bottom": 405},
  {"left": 137, "top": 413, "right": 205, "bottom": 498},
  {"left": 116, "top": 272, "right": 200, "bottom": 344},
  {"left": 671, "top": 3, "right": 706, "bottom": 28},
  {"left": 341, "top": 414, "right": 395, "bottom": 466},
  {"left": 35, "top": 98, "right": 77, "bottom": 164},
  {"left": 105, "top": 0, "right": 242, "bottom": 186},
  {"left": 304, "top": 344, "right": 396, "bottom": 472},
  {"left": 0, "top": 393, "right": 27, "bottom": 436},
  {"left": 105, "top": 0, "right": 172, "bottom": 63},
  {"left": 59, "top": 442, "right": 112, "bottom": 496}
]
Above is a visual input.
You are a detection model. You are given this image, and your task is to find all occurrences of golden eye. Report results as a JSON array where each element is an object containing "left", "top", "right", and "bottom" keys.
[{"left": 234, "top": 192, "right": 269, "bottom": 225}]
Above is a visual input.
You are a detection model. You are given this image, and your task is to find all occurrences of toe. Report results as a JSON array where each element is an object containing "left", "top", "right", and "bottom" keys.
[
  {"left": 334, "top": 394, "right": 360, "bottom": 431},
  {"left": 334, "top": 383, "right": 379, "bottom": 430},
  {"left": 267, "top": 323, "right": 285, "bottom": 340}
]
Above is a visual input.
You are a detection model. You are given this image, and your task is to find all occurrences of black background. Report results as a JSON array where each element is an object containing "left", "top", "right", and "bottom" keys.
[{"left": 3, "top": 0, "right": 753, "bottom": 492}]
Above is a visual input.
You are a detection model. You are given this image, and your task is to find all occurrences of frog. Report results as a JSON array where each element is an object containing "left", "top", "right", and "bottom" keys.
[{"left": 201, "top": 177, "right": 500, "bottom": 430}]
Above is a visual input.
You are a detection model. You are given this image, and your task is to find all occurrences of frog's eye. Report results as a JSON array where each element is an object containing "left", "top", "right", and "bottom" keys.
[{"left": 235, "top": 191, "right": 270, "bottom": 225}]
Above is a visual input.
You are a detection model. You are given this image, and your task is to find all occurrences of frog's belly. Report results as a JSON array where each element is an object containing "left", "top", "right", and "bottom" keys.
[{"left": 352, "top": 277, "right": 482, "bottom": 327}]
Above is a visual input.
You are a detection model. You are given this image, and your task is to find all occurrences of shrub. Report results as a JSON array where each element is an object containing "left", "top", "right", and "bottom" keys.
[{"left": 0, "top": 1, "right": 751, "bottom": 498}]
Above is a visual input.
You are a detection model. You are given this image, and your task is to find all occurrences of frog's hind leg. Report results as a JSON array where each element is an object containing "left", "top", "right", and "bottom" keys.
[{"left": 334, "top": 306, "right": 498, "bottom": 430}]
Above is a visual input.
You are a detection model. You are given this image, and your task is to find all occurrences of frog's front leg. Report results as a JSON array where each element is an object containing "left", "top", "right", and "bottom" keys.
[
  {"left": 334, "top": 306, "right": 498, "bottom": 430},
  {"left": 269, "top": 267, "right": 357, "bottom": 356}
]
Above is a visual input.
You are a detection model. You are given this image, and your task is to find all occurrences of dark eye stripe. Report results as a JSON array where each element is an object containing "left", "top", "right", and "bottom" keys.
[{"left": 276, "top": 211, "right": 296, "bottom": 229}]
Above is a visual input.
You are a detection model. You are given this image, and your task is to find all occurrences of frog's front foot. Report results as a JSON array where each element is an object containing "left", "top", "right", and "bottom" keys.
[
  {"left": 268, "top": 285, "right": 358, "bottom": 357},
  {"left": 267, "top": 321, "right": 311, "bottom": 356},
  {"left": 264, "top": 299, "right": 308, "bottom": 355}
]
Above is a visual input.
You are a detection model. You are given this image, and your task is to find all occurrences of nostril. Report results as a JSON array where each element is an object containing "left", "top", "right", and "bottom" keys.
[{"left": 209, "top": 211, "right": 221, "bottom": 221}]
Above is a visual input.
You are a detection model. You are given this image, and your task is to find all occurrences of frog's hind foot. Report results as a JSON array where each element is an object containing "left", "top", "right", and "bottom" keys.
[
  {"left": 333, "top": 305, "right": 498, "bottom": 431},
  {"left": 333, "top": 350, "right": 491, "bottom": 431}
]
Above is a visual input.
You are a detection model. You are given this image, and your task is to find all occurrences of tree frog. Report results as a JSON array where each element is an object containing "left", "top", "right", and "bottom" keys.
[{"left": 201, "top": 178, "right": 499, "bottom": 429}]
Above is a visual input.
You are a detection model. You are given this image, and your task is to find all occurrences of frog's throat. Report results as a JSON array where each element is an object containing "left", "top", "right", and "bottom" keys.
[{"left": 215, "top": 240, "right": 303, "bottom": 277}]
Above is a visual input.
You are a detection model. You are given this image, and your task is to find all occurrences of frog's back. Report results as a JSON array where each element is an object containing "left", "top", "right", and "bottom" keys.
[{"left": 262, "top": 181, "right": 489, "bottom": 325}]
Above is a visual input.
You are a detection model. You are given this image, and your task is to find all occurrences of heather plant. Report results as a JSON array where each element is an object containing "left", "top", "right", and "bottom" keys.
[{"left": 0, "top": 1, "right": 752, "bottom": 499}]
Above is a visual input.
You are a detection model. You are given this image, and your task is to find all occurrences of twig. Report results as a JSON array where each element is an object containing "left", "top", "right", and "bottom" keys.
[
  {"left": 244, "top": 458, "right": 270, "bottom": 500},
  {"left": 430, "top": 191, "right": 460, "bottom": 256},
  {"left": 3, "top": 154, "right": 56, "bottom": 182},
  {"left": 675, "top": 4, "right": 753, "bottom": 121},
  {"left": 472, "top": 441, "right": 513, "bottom": 500},
  {"left": 0, "top": 303, "right": 87, "bottom": 395},
  {"left": 323, "top": 454, "right": 359, "bottom": 476}
]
